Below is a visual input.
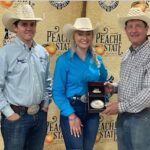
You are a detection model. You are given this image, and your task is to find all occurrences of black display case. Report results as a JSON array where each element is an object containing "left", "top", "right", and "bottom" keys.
[{"left": 87, "top": 82, "right": 108, "bottom": 113}]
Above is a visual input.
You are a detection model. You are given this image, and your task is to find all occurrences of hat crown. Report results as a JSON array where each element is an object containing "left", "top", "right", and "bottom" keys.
[
  {"left": 127, "top": 8, "right": 145, "bottom": 17},
  {"left": 16, "top": 4, "right": 35, "bottom": 19},
  {"left": 63, "top": 17, "right": 99, "bottom": 40},
  {"left": 118, "top": 7, "right": 150, "bottom": 31},
  {"left": 2, "top": 4, "right": 42, "bottom": 32},
  {"left": 73, "top": 18, "right": 93, "bottom": 31}
]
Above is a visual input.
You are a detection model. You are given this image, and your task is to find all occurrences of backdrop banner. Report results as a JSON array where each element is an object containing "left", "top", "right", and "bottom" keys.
[{"left": 0, "top": 1, "right": 146, "bottom": 150}]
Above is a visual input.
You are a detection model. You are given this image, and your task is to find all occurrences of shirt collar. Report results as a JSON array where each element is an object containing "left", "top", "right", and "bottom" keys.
[
  {"left": 69, "top": 47, "right": 92, "bottom": 59},
  {"left": 15, "top": 37, "right": 37, "bottom": 50},
  {"left": 129, "top": 40, "right": 149, "bottom": 53}
]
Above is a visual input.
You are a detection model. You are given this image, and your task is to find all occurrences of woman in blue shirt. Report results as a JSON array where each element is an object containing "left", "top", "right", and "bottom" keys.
[{"left": 52, "top": 17, "right": 108, "bottom": 150}]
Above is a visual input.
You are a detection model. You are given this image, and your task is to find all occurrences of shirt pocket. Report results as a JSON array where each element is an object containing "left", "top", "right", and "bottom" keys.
[{"left": 13, "top": 57, "right": 28, "bottom": 74}]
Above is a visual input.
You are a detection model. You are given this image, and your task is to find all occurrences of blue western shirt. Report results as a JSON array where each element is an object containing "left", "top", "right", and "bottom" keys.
[
  {"left": 0, "top": 37, "right": 52, "bottom": 117},
  {"left": 52, "top": 48, "right": 108, "bottom": 116}
]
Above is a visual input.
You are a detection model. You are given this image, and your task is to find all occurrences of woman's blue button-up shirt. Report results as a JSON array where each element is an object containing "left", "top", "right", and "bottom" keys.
[{"left": 52, "top": 48, "right": 108, "bottom": 116}]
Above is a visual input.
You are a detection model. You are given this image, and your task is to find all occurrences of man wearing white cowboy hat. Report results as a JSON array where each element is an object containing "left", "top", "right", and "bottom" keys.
[
  {"left": 52, "top": 17, "right": 108, "bottom": 150},
  {"left": 103, "top": 7, "right": 150, "bottom": 150},
  {"left": 0, "top": 4, "right": 51, "bottom": 150}
]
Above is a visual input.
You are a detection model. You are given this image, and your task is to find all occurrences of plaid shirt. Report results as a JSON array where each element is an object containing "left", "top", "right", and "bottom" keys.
[{"left": 118, "top": 40, "right": 150, "bottom": 113}]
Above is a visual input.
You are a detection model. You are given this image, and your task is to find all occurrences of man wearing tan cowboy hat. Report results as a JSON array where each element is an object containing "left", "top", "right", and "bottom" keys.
[
  {"left": 52, "top": 17, "right": 108, "bottom": 150},
  {"left": 103, "top": 7, "right": 150, "bottom": 150},
  {"left": 0, "top": 4, "right": 51, "bottom": 150}
]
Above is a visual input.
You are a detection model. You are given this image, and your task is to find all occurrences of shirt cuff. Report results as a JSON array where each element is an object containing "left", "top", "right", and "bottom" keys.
[
  {"left": 61, "top": 108, "right": 75, "bottom": 117},
  {"left": 42, "top": 99, "right": 51, "bottom": 108},
  {"left": 118, "top": 102, "right": 126, "bottom": 113},
  {"left": 1, "top": 105, "right": 14, "bottom": 117},
  {"left": 112, "top": 82, "right": 118, "bottom": 93}
]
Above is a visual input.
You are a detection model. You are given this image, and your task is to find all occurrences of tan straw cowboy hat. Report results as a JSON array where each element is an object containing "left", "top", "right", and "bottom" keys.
[
  {"left": 63, "top": 17, "right": 99, "bottom": 39},
  {"left": 118, "top": 7, "right": 150, "bottom": 29},
  {"left": 2, "top": 4, "right": 42, "bottom": 32}
]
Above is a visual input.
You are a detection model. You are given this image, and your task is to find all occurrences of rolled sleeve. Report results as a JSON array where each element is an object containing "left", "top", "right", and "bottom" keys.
[
  {"left": 118, "top": 102, "right": 127, "bottom": 113},
  {"left": 1, "top": 105, "right": 14, "bottom": 117}
]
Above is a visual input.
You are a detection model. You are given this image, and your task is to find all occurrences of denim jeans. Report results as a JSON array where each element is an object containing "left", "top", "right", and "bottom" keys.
[
  {"left": 60, "top": 100, "right": 100, "bottom": 150},
  {"left": 117, "top": 109, "right": 150, "bottom": 150},
  {"left": 1, "top": 110, "right": 47, "bottom": 150}
]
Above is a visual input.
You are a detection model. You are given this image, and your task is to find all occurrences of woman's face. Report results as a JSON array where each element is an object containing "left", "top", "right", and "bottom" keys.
[{"left": 73, "top": 30, "right": 93, "bottom": 51}]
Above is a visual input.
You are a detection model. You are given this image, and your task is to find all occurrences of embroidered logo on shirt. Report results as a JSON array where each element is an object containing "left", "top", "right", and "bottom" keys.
[{"left": 17, "top": 58, "right": 27, "bottom": 63}]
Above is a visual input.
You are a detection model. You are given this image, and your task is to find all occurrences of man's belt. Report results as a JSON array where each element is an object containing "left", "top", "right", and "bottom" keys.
[
  {"left": 70, "top": 95, "right": 88, "bottom": 103},
  {"left": 10, "top": 101, "right": 44, "bottom": 115}
]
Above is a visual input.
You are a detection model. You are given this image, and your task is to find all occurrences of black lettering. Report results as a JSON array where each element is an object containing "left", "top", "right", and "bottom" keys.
[{"left": 47, "top": 31, "right": 52, "bottom": 42}]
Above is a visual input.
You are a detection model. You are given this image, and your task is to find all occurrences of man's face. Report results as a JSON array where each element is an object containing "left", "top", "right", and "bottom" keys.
[
  {"left": 125, "top": 19, "right": 149, "bottom": 48},
  {"left": 13, "top": 20, "right": 36, "bottom": 43}
]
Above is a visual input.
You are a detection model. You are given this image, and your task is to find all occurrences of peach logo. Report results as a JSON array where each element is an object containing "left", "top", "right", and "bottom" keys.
[
  {"left": 0, "top": 0, "right": 13, "bottom": 8},
  {"left": 44, "top": 132, "right": 54, "bottom": 144},
  {"left": 95, "top": 133, "right": 101, "bottom": 144},
  {"left": 131, "top": 1, "right": 149, "bottom": 12},
  {"left": 43, "top": 42, "right": 57, "bottom": 56},
  {"left": 94, "top": 44, "right": 105, "bottom": 56}
]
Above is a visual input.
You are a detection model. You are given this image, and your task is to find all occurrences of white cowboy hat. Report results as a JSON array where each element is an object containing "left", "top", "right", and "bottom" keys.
[
  {"left": 63, "top": 17, "right": 99, "bottom": 39},
  {"left": 118, "top": 7, "right": 150, "bottom": 29},
  {"left": 2, "top": 4, "right": 42, "bottom": 32}
]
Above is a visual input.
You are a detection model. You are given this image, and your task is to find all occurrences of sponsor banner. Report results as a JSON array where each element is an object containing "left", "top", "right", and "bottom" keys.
[{"left": 1, "top": 1, "right": 147, "bottom": 150}]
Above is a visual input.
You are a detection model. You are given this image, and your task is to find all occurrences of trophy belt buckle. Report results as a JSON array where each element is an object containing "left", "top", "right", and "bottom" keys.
[
  {"left": 27, "top": 104, "right": 40, "bottom": 115},
  {"left": 80, "top": 95, "right": 88, "bottom": 103},
  {"left": 72, "top": 95, "right": 88, "bottom": 103}
]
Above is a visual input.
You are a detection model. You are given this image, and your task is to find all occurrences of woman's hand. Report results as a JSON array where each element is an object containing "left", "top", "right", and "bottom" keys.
[{"left": 68, "top": 113, "right": 83, "bottom": 138}]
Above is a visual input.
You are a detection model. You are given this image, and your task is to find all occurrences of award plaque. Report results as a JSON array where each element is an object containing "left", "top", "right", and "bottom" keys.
[{"left": 88, "top": 82, "right": 108, "bottom": 113}]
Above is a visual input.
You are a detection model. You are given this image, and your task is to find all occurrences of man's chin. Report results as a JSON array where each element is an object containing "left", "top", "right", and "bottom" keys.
[{"left": 25, "top": 37, "right": 34, "bottom": 41}]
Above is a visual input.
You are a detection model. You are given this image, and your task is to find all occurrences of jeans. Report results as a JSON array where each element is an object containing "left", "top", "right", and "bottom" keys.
[
  {"left": 117, "top": 109, "right": 150, "bottom": 150},
  {"left": 1, "top": 110, "right": 47, "bottom": 150},
  {"left": 60, "top": 100, "right": 100, "bottom": 150}
]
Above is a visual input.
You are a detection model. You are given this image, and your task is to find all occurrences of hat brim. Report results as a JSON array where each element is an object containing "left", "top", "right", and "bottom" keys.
[
  {"left": 63, "top": 23, "right": 99, "bottom": 39},
  {"left": 2, "top": 12, "right": 42, "bottom": 32},
  {"left": 118, "top": 15, "right": 150, "bottom": 30}
]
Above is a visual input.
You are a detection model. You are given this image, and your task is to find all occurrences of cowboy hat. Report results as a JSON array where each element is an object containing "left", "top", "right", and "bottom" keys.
[
  {"left": 118, "top": 7, "right": 150, "bottom": 29},
  {"left": 63, "top": 17, "right": 99, "bottom": 39},
  {"left": 2, "top": 4, "right": 42, "bottom": 32}
]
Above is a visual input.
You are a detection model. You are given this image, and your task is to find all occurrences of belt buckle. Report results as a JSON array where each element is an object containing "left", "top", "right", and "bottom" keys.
[
  {"left": 80, "top": 95, "right": 87, "bottom": 103},
  {"left": 27, "top": 105, "right": 40, "bottom": 115}
]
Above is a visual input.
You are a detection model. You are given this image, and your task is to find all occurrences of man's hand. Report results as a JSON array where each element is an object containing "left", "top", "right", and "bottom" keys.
[
  {"left": 102, "top": 101, "right": 118, "bottom": 115},
  {"left": 42, "top": 107, "right": 48, "bottom": 112},
  {"left": 7, "top": 113, "right": 20, "bottom": 121}
]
